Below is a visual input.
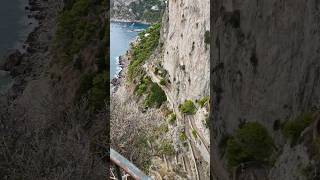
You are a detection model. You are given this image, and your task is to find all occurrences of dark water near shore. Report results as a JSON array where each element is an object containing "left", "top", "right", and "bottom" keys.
[
  {"left": 0, "top": 0, "right": 30, "bottom": 58},
  {"left": 110, "top": 22, "right": 149, "bottom": 78},
  {"left": 0, "top": 0, "right": 30, "bottom": 93}
]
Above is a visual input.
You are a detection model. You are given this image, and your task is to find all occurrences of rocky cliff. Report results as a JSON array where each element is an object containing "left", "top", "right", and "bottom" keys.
[
  {"left": 211, "top": 0, "right": 320, "bottom": 179},
  {"left": 155, "top": 0, "right": 211, "bottom": 177},
  {"left": 151, "top": 0, "right": 210, "bottom": 164},
  {"left": 0, "top": 0, "right": 108, "bottom": 179},
  {"left": 111, "top": 0, "right": 210, "bottom": 179}
]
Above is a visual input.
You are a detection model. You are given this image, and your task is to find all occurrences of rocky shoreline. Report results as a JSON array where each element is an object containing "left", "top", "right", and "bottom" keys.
[
  {"left": 0, "top": 0, "right": 61, "bottom": 99},
  {"left": 0, "top": 0, "right": 41, "bottom": 73},
  {"left": 111, "top": 50, "right": 130, "bottom": 91},
  {"left": 111, "top": 38, "right": 140, "bottom": 92},
  {"left": 111, "top": 18, "right": 151, "bottom": 25}
]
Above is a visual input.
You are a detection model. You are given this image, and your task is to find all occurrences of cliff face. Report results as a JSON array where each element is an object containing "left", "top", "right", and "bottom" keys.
[
  {"left": 211, "top": 0, "right": 320, "bottom": 179},
  {"left": 161, "top": 0, "right": 210, "bottom": 111},
  {"left": 111, "top": 0, "right": 210, "bottom": 178},
  {"left": 145, "top": 0, "right": 210, "bottom": 175},
  {"left": 156, "top": 0, "right": 210, "bottom": 163}
]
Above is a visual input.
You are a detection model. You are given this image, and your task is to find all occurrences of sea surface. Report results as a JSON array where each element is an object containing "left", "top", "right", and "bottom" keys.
[
  {"left": 0, "top": 0, "right": 31, "bottom": 93},
  {"left": 110, "top": 22, "right": 149, "bottom": 78},
  {"left": 0, "top": 0, "right": 30, "bottom": 58}
]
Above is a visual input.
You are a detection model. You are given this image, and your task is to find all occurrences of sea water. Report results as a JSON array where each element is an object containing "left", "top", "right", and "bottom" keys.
[{"left": 110, "top": 22, "right": 149, "bottom": 78}]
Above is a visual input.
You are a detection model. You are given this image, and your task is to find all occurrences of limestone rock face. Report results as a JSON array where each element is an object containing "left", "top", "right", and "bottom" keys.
[
  {"left": 152, "top": 0, "right": 210, "bottom": 165},
  {"left": 211, "top": 0, "right": 320, "bottom": 179},
  {"left": 161, "top": 0, "right": 210, "bottom": 112}
]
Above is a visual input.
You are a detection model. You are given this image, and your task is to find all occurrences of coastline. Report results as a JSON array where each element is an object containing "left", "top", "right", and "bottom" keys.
[
  {"left": 0, "top": 0, "right": 37, "bottom": 92},
  {"left": 111, "top": 48, "right": 130, "bottom": 92},
  {"left": 111, "top": 18, "right": 152, "bottom": 25},
  {"left": 110, "top": 22, "right": 148, "bottom": 92},
  {"left": 111, "top": 32, "right": 144, "bottom": 93},
  {"left": 0, "top": 0, "right": 60, "bottom": 99},
  {"left": 0, "top": 0, "right": 40, "bottom": 71}
]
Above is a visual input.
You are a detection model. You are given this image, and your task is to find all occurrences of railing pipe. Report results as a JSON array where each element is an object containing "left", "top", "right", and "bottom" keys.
[{"left": 110, "top": 148, "right": 152, "bottom": 180}]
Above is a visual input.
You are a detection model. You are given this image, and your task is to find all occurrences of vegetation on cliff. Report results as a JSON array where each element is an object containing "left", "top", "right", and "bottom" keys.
[
  {"left": 128, "top": 24, "right": 167, "bottom": 108},
  {"left": 225, "top": 122, "right": 274, "bottom": 168},
  {"left": 281, "top": 112, "right": 314, "bottom": 145},
  {"left": 55, "top": 0, "right": 108, "bottom": 111},
  {"left": 128, "top": 23, "right": 161, "bottom": 81},
  {"left": 179, "top": 100, "right": 197, "bottom": 115}
]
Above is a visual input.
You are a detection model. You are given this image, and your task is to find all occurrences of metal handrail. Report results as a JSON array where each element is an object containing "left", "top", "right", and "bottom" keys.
[{"left": 110, "top": 148, "right": 152, "bottom": 180}]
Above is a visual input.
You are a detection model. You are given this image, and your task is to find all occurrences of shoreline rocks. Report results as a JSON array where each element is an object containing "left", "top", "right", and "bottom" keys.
[
  {"left": 111, "top": 52, "right": 128, "bottom": 91},
  {"left": 0, "top": 0, "right": 61, "bottom": 98},
  {"left": 111, "top": 18, "right": 151, "bottom": 25},
  {"left": 1, "top": 50, "right": 23, "bottom": 72},
  {"left": 0, "top": 0, "right": 41, "bottom": 73}
]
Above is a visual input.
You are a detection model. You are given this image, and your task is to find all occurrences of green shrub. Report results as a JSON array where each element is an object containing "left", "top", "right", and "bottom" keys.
[
  {"left": 158, "top": 123, "right": 169, "bottom": 133},
  {"left": 77, "top": 72, "right": 95, "bottom": 99},
  {"left": 167, "top": 113, "right": 176, "bottom": 125},
  {"left": 179, "top": 132, "right": 187, "bottom": 142},
  {"left": 135, "top": 83, "right": 148, "bottom": 96},
  {"left": 76, "top": 71, "right": 107, "bottom": 110},
  {"left": 89, "top": 72, "right": 107, "bottom": 110},
  {"left": 144, "top": 83, "right": 167, "bottom": 108},
  {"left": 55, "top": 0, "right": 103, "bottom": 63},
  {"left": 192, "top": 129, "right": 197, "bottom": 138},
  {"left": 282, "top": 113, "right": 314, "bottom": 145},
  {"left": 204, "top": 30, "right": 210, "bottom": 45},
  {"left": 179, "top": 100, "right": 197, "bottom": 115},
  {"left": 225, "top": 122, "right": 274, "bottom": 167},
  {"left": 197, "top": 96, "right": 209, "bottom": 108},
  {"left": 160, "top": 78, "right": 166, "bottom": 86},
  {"left": 159, "top": 140, "right": 175, "bottom": 156}
]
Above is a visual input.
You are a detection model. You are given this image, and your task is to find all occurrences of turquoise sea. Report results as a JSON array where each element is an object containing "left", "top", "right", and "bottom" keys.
[{"left": 110, "top": 22, "right": 149, "bottom": 78}]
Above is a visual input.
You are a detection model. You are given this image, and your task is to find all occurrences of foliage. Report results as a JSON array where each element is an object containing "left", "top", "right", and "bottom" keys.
[
  {"left": 179, "top": 100, "right": 197, "bottom": 115},
  {"left": 158, "top": 140, "right": 175, "bottom": 156},
  {"left": 204, "top": 30, "right": 210, "bottom": 45},
  {"left": 135, "top": 78, "right": 149, "bottom": 96},
  {"left": 179, "top": 132, "right": 187, "bottom": 142},
  {"left": 282, "top": 113, "right": 314, "bottom": 145},
  {"left": 144, "top": 82, "right": 167, "bottom": 108},
  {"left": 225, "top": 122, "right": 274, "bottom": 167},
  {"left": 128, "top": 24, "right": 161, "bottom": 81},
  {"left": 167, "top": 113, "right": 176, "bottom": 125},
  {"left": 192, "top": 129, "right": 197, "bottom": 138},
  {"left": 197, "top": 96, "right": 209, "bottom": 108},
  {"left": 55, "top": 0, "right": 104, "bottom": 63},
  {"left": 89, "top": 73, "right": 107, "bottom": 110},
  {"left": 160, "top": 78, "right": 166, "bottom": 86},
  {"left": 55, "top": 0, "right": 108, "bottom": 111},
  {"left": 128, "top": 0, "right": 165, "bottom": 23},
  {"left": 134, "top": 135, "right": 152, "bottom": 172},
  {"left": 77, "top": 72, "right": 95, "bottom": 99},
  {"left": 158, "top": 123, "right": 169, "bottom": 134}
]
